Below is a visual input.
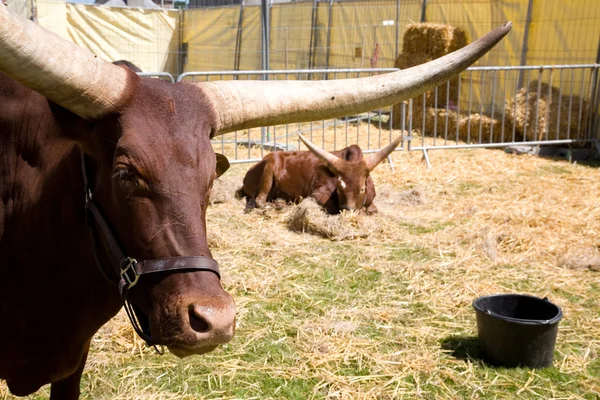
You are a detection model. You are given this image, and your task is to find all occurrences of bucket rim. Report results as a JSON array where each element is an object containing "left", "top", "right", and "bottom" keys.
[{"left": 472, "top": 293, "right": 563, "bottom": 325}]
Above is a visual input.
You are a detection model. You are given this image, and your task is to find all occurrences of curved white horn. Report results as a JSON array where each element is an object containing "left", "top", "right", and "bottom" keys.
[
  {"left": 197, "top": 22, "right": 511, "bottom": 136},
  {"left": 0, "top": 5, "right": 136, "bottom": 120},
  {"left": 365, "top": 135, "right": 403, "bottom": 171},
  {"left": 297, "top": 133, "right": 340, "bottom": 167}
]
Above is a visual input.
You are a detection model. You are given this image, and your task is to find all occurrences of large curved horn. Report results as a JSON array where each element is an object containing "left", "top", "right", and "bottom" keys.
[
  {"left": 365, "top": 135, "right": 403, "bottom": 172},
  {"left": 0, "top": 6, "right": 136, "bottom": 120},
  {"left": 197, "top": 22, "right": 511, "bottom": 136},
  {"left": 297, "top": 133, "right": 341, "bottom": 168}
]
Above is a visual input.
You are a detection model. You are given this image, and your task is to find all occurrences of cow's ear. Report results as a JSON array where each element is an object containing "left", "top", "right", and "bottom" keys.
[{"left": 215, "top": 153, "right": 230, "bottom": 178}]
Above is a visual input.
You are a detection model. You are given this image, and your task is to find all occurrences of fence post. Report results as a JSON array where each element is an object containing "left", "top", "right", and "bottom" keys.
[
  {"left": 261, "top": 0, "right": 271, "bottom": 143},
  {"left": 30, "top": 0, "right": 38, "bottom": 23},
  {"left": 234, "top": 3, "right": 245, "bottom": 72},
  {"left": 177, "top": 9, "right": 186, "bottom": 78},
  {"left": 518, "top": 0, "right": 534, "bottom": 88},
  {"left": 591, "top": 40, "right": 600, "bottom": 143},
  {"left": 420, "top": 0, "right": 427, "bottom": 23},
  {"left": 261, "top": 0, "right": 270, "bottom": 74},
  {"left": 325, "top": 0, "right": 334, "bottom": 75},
  {"left": 308, "top": 0, "right": 319, "bottom": 70},
  {"left": 395, "top": 0, "right": 401, "bottom": 58}
]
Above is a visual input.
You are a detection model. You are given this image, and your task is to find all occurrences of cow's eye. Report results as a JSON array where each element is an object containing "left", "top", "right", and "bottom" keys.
[
  {"left": 360, "top": 186, "right": 366, "bottom": 194},
  {"left": 114, "top": 168, "right": 137, "bottom": 183}
]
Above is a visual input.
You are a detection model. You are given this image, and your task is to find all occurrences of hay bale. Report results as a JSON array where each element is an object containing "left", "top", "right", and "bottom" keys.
[
  {"left": 392, "top": 24, "right": 468, "bottom": 128},
  {"left": 401, "top": 23, "right": 469, "bottom": 59},
  {"left": 505, "top": 80, "right": 590, "bottom": 145},
  {"left": 285, "top": 198, "right": 373, "bottom": 241}
]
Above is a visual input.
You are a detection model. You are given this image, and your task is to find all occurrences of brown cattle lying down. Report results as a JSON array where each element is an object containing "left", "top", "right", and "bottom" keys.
[
  {"left": 0, "top": 4, "right": 510, "bottom": 398},
  {"left": 238, "top": 133, "right": 402, "bottom": 214}
]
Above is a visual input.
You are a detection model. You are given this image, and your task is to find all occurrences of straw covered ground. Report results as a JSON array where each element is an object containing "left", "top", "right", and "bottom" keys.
[{"left": 2, "top": 139, "right": 600, "bottom": 399}]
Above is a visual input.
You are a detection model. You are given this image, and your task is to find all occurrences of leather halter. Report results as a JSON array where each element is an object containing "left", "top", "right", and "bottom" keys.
[{"left": 80, "top": 151, "right": 221, "bottom": 347}]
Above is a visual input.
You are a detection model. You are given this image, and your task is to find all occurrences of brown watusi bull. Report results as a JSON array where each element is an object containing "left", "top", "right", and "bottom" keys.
[
  {"left": 0, "top": 5, "right": 511, "bottom": 398},
  {"left": 238, "top": 133, "right": 402, "bottom": 214}
]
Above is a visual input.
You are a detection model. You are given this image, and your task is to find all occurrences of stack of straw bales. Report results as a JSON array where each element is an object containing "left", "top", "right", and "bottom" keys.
[
  {"left": 392, "top": 23, "right": 469, "bottom": 129},
  {"left": 505, "top": 80, "right": 590, "bottom": 144}
]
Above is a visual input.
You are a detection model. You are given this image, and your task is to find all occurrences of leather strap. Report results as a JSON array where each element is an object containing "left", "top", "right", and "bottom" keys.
[{"left": 136, "top": 256, "right": 220, "bottom": 278}]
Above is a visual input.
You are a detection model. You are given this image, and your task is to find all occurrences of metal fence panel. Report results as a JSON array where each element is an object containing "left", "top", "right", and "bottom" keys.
[{"left": 176, "top": 65, "right": 599, "bottom": 164}]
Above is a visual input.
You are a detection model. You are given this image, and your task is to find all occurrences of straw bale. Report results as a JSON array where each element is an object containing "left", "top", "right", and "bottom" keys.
[
  {"left": 401, "top": 23, "right": 469, "bottom": 59},
  {"left": 285, "top": 198, "right": 375, "bottom": 241},
  {"left": 505, "top": 80, "right": 590, "bottom": 145},
  {"left": 391, "top": 23, "right": 469, "bottom": 129}
]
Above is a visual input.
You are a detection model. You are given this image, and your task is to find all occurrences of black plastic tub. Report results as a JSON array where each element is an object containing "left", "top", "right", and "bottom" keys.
[{"left": 472, "top": 294, "right": 563, "bottom": 368}]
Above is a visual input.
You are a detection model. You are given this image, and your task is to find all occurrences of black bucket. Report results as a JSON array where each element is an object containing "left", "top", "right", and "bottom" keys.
[{"left": 472, "top": 294, "right": 562, "bottom": 368}]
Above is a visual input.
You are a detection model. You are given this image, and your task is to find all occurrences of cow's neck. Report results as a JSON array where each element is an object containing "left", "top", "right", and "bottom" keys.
[{"left": 0, "top": 78, "right": 121, "bottom": 390}]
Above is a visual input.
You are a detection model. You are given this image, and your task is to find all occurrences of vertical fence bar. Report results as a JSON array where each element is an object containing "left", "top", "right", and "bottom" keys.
[
  {"left": 557, "top": 69, "right": 563, "bottom": 140},
  {"left": 234, "top": 3, "right": 245, "bottom": 72},
  {"left": 591, "top": 41, "right": 600, "bottom": 141},
  {"left": 308, "top": 0, "right": 319, "bottom": 70},
  {"left": 325, "top": 0, "right": 334, "bottom": 75},
  {"left": 501, "top": 70, "right": 507, "bottom": 142},
  {"left": 518, "top": 0, "right": 534, "bottom": 88},
  {"left": 261, "top": 0, "right": 270, "bottom": 144},
  {"left": 568, "top": 68, "right": 574, "bottom": 139},
  {"left": 490, "top": 69, "right": 496, "bottom": 143},
  {"left": 420, "top": 0, "right": 427, "bottom": 23},
  {"left": 261, "top": 0, "right": 270, "bottom": 74},
  {"left": 533, "top": 70, "right": 542, "bottom": 141},
  {"left": 545, "top": 69, "right": 553, "bottom": 141},
  {"left": 395, "top": 0, "right": 401, "bottom": 58}
]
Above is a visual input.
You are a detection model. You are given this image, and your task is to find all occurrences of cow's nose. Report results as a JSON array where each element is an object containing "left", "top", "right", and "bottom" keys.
[{"left": 188, "top": 300, "right": 236, "bottom": 344}]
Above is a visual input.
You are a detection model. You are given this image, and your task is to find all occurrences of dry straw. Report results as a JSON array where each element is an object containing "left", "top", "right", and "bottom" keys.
[{"left": 505, "top": 80, "right": 591, "bottom": 145}]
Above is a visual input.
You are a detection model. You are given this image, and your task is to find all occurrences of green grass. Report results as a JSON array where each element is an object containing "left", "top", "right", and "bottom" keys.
[{"left": 3, "top": 149, "right": 600, "bottom": 400}]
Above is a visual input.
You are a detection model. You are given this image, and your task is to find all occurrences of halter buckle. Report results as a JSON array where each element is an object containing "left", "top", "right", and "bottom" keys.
[{"left": 120, "top": 257, "right": 139, "bottom": 289}]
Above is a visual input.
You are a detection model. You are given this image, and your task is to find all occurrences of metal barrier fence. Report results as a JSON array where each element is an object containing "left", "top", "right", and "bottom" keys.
[
  {"left": 175, "top": 64, "right": 600, "bottom": 165},
  {"left": 137, "top": 72, "right": 176, "bottom": 83}
]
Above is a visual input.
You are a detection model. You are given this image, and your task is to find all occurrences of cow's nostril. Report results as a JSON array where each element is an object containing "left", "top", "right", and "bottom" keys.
[{"left": 188, "top": 307, "right": 210, "bottom": 333}]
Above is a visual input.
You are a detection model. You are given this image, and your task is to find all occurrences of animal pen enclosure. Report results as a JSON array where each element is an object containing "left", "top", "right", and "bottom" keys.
[
  {"left": 16, "top": 0, "right": 600, "bottom": 163},
  {"left": 1, "top": 2, "right": 600, "bottom": 400}
]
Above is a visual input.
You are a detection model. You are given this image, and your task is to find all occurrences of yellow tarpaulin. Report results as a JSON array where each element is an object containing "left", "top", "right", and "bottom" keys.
[
  {"left": 326, "top": 0, "right": 422, "bottom": 69},
  {"left": 269, "top": 2, "right": 314, "bottom": 71},
  {"left": 183, "top": 7, "right": 239, "bottom": 73},
  {"left": 66, "top": 4, "right": 179, "bottom": 74}
]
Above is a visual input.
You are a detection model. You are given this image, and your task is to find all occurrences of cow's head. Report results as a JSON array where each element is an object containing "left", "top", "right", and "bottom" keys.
[
  {"left": 0, "top": 5, "right": 511, "bottom": 357},
  {"left": 298, "top": 133, "right": 401, "bottom": 211}
]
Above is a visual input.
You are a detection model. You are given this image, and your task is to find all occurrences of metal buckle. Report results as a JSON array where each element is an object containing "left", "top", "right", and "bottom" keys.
[{"left": 120, "top": 257, "right": 139, "bottom": 289}]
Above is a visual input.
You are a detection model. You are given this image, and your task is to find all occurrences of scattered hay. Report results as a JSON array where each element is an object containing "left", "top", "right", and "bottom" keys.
[
  {"left": 401, "top": 23, "right": 469, "bottom": 58},
  {"left": 559, "top": 247, "right": 600, "bottom": 271},
  {"left": 505, "top": 80, "right": 590, "bottom": 145},
  {"left": 285, "top": 198, "right": 374, "bottom": 240},
  {"left": 377, "top": 185, "right": 428, "bottom": 206}
]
